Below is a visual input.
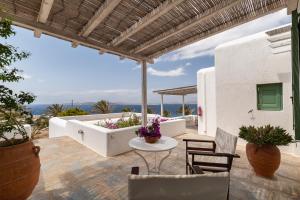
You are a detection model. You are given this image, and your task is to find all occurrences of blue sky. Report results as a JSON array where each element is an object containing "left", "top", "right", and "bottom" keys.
[{"left": 6, "top": 9, "right": 290, "bottom": 105}]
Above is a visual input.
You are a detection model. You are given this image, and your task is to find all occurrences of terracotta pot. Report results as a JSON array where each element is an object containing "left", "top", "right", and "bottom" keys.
[
  {"left": 144, "top": 136, "right": 160, "bottom": 144},
  {"left": 246, "top": 143, "right": 280, "bottom": 178},
  {"left": 0, "top": 141, "right": 41, "bottom": 200}
]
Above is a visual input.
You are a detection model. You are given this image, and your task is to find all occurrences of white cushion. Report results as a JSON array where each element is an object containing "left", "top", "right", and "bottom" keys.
[{"left": 128, "top": 172, "right": 229, "bottom": 200}]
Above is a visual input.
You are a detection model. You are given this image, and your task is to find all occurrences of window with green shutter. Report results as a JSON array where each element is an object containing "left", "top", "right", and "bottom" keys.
[{"left": 257, "top": 83, "right": 283, "bottom": 111}]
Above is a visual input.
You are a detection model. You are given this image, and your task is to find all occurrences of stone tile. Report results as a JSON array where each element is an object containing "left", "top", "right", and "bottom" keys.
[{"left": 29, "top": 132, "right": 300, "bottom": 200}]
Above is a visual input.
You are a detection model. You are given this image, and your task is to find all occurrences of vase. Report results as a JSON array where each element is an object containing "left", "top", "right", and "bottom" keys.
[
  {"left": 0, "top": 141, "right": 41, "bottom": 200},
  {"left": 246, "top": 143, "right": 280, "bottom": 178},
  {"left": 144, "top": 136, "right": 160, "bottom": 143}
]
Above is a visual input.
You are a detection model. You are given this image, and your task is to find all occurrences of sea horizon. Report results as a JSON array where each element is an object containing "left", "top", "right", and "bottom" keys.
[{"left": 28, "top": 103, "right": 197, "bottom": 117}]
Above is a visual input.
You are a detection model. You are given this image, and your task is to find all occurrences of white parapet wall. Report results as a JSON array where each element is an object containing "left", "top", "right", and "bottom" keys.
[{"left": 49, "top": 113, "right": 186, "bottom": 157}]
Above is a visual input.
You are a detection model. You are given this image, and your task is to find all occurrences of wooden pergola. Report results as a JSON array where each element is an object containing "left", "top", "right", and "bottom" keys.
[
  {"left": 0, "top": 0, "right": 299, "bottom": 139},
  {"left": 153, "top": 85, "right": 197, "bottom": 116}
]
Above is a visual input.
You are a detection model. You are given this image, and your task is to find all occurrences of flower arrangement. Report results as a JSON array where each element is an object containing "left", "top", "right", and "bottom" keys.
[
  {"left": 96, "top": 114, "right": 141, "bottom": 129},
  {"left": 136, "top": 118, "right": 162, "bottom": 143}
]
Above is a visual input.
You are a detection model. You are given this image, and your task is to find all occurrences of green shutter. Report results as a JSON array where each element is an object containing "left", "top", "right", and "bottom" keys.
[
  {"left": 291, "top": 10, "right": 300, "bottom": 140},
  {"left": 257, "top": 83, "right": 282, "bottom": 111}
]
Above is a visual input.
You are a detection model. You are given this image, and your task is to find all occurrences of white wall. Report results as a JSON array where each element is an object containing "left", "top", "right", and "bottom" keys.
[
  {"left": 214, "top": 31, "right": 298, "bottom": 155},
  {"left": 49, "top": 113, "right": 186, "bottom": 157},
  {"left": 196, "top": 29, "right": 300, "bottom": 155},
  {"left": 197, "top": 67, "right": 216, "bottom": 137}
]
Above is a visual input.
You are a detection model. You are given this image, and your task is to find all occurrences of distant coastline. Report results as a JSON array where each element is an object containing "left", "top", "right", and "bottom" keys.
[{"left": 28, "top": 103, "right": 197, "bottom": 117}]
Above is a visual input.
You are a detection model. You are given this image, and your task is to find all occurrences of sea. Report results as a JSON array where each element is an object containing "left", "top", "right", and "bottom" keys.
[{"left": 27, "top": 103, "right": 197, "bottom": 117}]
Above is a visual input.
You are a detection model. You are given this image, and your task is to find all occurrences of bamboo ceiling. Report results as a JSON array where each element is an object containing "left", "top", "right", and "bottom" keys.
[{"left": 0, "top": 0, "right": 287, "bottom": 62}]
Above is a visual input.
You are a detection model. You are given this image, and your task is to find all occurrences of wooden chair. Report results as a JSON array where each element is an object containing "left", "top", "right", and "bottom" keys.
[
  {"left": 184, "top": 128, "right": 240, "bottom": 174},
  {"left": 128, "top": 167, "right": 229, "bottom": 200}
]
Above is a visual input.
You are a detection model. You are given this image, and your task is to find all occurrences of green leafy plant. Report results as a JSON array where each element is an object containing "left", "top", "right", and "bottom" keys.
[
  {"left": 163, "top": 109, "right": 171, "bottom": 117},
  {"left": 239, "top": 125, "right": 293, "bottom": 146},
  {"left": 147, "top": 106, "right": 154, "bottom": 114},
  {"left": 46, "top": 104, "right": 64, "bottom": 117},
  {"left": 176, "top": 105, "right": 194, "bottom": 115},
  {"left": 58, "top": 107, "right": 88, "bottom": 116},
  {"left": 98, "top": 114, "right": 141, "bottom": 129},
  {"left": 122, "top": 106, "right": 133, "bottom": 112},
  {"left": 0, "top": 18, "right": 36, "bottom": 147},
  {"left": 93, "top": 100, "right": 112, "bottom": 114},
  {"left": 29, "top": 115, "right": 49, "bottom": 139}
]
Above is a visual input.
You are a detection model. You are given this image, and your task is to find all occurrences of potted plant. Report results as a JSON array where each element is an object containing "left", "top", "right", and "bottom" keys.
[
  {"left": 0, "top": 18, "right": 40, "bottom": 200},
  {"left": 239, "top": 125, "right": 293, "bottom": 178},
  {"left": 136, "top": 118, "right": 161, "bottom": 143}
]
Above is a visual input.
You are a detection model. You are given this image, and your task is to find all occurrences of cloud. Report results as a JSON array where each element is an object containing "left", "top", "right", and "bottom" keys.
[
  {"left": 148, "top": 67, "right": 185, "bottom": 77},
  {"left": 22, "top": 73, "right": 32, "bottom": 79},
  {"left": 132, "top": 65, "right": 141, "bottom": 70},
  {"left": 86, "top": 89, "right": 139, "bottom": 95},
  {"left": 158, "top": 9, "right": 290, "bottom": 62},
  {"left": 38, "top": 89, "right": 139, "bottom": 96},
  {"left": 132, "top": 64, "right": 186, "bottom": 77}
]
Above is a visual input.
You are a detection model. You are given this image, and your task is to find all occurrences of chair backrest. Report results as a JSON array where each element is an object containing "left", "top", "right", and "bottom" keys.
[
  {"left": 128, "top": 172, "right": 229, "bottom": 200},
  {"left": 215, "top": 128, "right": 238, "bottom": 154}
]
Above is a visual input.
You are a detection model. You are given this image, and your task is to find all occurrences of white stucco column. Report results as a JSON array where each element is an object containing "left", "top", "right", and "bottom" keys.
[
  {"left": 160, "top": 94, "right": 164, "bottom": 116},
  {"left": 182, "top": 95, "right": 185, "bottom": 116},
  {"left": 141, "top": 60, "right": 147, "bottom": 127}
]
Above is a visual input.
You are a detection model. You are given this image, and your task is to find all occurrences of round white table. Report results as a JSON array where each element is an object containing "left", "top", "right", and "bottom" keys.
[{"left": 128, "top": 136, "right": 178, "bottom": 174}]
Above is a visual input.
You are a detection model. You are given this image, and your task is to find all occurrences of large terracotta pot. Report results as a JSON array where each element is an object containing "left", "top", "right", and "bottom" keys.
[
  {"left": 246, "top": 143, "right": 280, "bottom": 178},
  {"left": 0, "top": 141, "right": 41, "bottom": 200}
]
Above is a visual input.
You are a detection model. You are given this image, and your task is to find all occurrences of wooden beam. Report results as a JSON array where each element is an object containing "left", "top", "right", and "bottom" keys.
[
  {"left": 37, "top": 0, "right": 54, "bottom": 23},
  {"left": 149, "top": 1, "right": 286, "bottom": 59},
  {"left": 71, "top": 41, "right": 79, "bottom": 48},
  {"left": 109, "top": 0, "right": 185, "bottom": 47},
  {"left": 79, "top": 0, "right": 121, "bottom": 37},
  {"left": 34, "top": 29, "right": 42, "bottom": 38},
  {"left": 0, "top": 11, "right": 148, "bottom": 62},
  {"left": 132, "top": 0, "right": 242, "bottom": 54},
  {"left": 287, "top": 0, "right": 299, "bottom": 14},
  {"left": 99, "top": 49, "right": 106, "bottom": 55}
]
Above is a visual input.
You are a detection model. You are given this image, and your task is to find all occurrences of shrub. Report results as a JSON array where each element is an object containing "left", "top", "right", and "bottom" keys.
[
  {"left": 93, "top": 100, "right": 112, "bottom": 114},
  {"left": 163, "top": 110, "right": 171, "bottom": 117},
  {"left": 46, "top": 104, "right": 64, "bottom": 117},
  {"left": 58, "top": 107, "right": 88, "bottom": 116},
  {"left": 99, "top": 114, "right": 141, "bottom": 129},
  {"left": 0, "top": 18, "right": 35, "bottom": 147},
  {"left": 122, "top": 106, "right": 133, "bottom": 112},
  {"left": 176, "top": 105, "right": 193, "bottom": 115},
  {"left": 147, "top": 106, "right": 154, "bottom": 114},
  {"left": 239, "top": 125, "right": 293, "bottom": 146}
]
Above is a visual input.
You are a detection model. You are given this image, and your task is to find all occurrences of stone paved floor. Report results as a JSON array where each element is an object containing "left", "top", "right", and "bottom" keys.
[{"left": 29, "top": 132, "right": 300, "bottom": 200}]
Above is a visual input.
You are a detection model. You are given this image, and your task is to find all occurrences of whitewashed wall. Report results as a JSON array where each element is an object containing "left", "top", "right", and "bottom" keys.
[
  {"left": 214, "top": 31, "right": 299, "bottom": 155},
  {"left": 197, "top": 67, "right": 216, "bottom": 137},
  {"left": 197, "top": 30, "right": 299, "bottom": 155}
]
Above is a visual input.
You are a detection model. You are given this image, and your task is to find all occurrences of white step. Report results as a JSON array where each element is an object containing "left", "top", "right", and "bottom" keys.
[
  {"left": 267, "top": 32, "right": 291, "bottom": 43},
  {"left": 271, "top": 45, "right": 291, "bottom": 54},
  {"left": 269, "top": 39, "right": 291, "bottom": 48}
]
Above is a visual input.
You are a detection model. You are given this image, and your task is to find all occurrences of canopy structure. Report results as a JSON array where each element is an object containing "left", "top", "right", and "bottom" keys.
[
  {"left": 153, "top": 85, "right": 197, "bottom": 116},
  {"left": 0, "top": 0, "right": 298, "bottom": 131},
  {"left": 0, "top": 0, "right": 287, "bottom": 62}
]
